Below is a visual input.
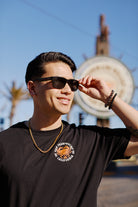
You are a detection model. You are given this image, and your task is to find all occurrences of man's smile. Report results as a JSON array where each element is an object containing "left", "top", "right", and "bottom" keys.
[{"left": 57, "top": 97, "right": 71, "bottom": 105}]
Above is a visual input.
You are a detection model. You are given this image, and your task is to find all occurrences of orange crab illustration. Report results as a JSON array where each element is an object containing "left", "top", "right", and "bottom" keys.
[{"left": 56, "top": 145, "right": 72, "bottom": 159}]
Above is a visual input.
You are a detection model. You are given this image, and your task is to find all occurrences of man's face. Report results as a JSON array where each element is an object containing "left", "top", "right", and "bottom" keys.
[{"left": 30, "top": 61, "right": 75, "bottom": 117}]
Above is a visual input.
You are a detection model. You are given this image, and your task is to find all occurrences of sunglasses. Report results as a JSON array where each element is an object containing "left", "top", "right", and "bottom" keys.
[{"left": 33, "top": 76, "right": 79, "bottom": 91}]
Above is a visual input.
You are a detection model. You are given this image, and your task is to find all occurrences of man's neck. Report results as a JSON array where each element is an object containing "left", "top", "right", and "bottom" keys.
[{"left": 28, "top": 114, "right": 62, "bottom": 131}]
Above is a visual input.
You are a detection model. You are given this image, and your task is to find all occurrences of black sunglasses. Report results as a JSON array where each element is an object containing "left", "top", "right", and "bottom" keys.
[{"left": 33, "top": 76, "right": 79, "bottom": 91}]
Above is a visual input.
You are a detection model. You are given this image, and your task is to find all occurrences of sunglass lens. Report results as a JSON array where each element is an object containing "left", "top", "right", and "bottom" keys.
[
  {"left": 52, "top": 77, "right": 66, "bottom": 89},
  {"left": 69, "top": 80, "right": 79, "bottom": 91},
  {"left": 52, "top": 77, "right": 78, "bottom": 91}
]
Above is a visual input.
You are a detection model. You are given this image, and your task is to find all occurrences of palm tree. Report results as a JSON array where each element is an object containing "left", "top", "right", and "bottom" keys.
[{"left": 0, "top": 81, "right": 30, "bottom": 126}]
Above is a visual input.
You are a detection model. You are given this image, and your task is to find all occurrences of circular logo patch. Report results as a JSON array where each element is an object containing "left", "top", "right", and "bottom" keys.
[{"left": 54, "top": 142, "right": 75, "bottom": 162}]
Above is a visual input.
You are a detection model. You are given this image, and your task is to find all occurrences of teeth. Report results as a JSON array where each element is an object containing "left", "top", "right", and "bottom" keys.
[
  {"left": 58, "top": 98, "right": 70, "bottom": 104},
  {"left": 60, "top": 98, "right": 68, "bottom": 100}
]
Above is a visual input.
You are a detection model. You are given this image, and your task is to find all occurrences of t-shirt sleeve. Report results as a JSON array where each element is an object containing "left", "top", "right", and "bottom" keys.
[
  {"left": 97, "top": 127, "right": 131, "bottom": 168},
  {"left": 78, "top": 125, "right": 131, "bottom": 170}
]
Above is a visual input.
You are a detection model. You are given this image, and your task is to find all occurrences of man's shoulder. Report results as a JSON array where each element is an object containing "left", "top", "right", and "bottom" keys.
[
  {"left": 62, "top": 120, "right": 100, "bottom": 133},
  {"left": 0, "top": 121, "right": 27, "bottom": 137},
  {"left": 10, "top": 121, "right": 27, "bottom": 129}
]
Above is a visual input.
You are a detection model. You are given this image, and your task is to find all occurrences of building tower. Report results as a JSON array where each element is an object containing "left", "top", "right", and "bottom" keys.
[
  {"left": 96, "top": 14, "right": 110, "bottom": 127},
  {"left": 96, "top": 14, "right": 109, "bottom": 55}
]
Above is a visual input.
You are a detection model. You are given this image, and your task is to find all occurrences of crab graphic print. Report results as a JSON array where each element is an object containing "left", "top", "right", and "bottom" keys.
[{"left": 54, "top": 142, "right": 75, "bottom": 162}]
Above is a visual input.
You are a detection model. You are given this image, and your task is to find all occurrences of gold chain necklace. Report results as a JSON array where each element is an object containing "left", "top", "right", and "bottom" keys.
[{"left": 28, "top": 120, "right": 63, "bottom": 153}]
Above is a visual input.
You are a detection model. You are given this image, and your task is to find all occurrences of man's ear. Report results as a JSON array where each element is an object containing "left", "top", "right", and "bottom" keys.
[{"left": 27, "top": 81, "right": 36, "bottom": 96}]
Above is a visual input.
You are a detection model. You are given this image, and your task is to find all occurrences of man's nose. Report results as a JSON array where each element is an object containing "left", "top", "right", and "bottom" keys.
[{"left": 61, "top": 83, "right": 72, "bottom": 93}]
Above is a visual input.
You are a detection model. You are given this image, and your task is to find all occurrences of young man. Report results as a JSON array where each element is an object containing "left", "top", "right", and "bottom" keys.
[{"left": 0, "top": 52, "right": 138, "bottom": 207}]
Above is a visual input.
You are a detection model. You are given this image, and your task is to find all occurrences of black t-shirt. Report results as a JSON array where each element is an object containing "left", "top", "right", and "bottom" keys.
[{"left": 0, "top": 121, "right": 130, "bottom": 207}]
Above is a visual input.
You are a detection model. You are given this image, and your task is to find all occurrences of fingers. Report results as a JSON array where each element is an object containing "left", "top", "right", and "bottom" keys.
[
  {"left": 79, "top": 75, "right": 98, "bottom": 88},
  {"left": 78, "top": 75, "right": 98, "bottom": 96},
  {"left": 78, "top": 84, "right": 88, "bottom": 93},
  {"left": 79, "top": 75, "right": 91, "bottom": 85},
  {"left": 78, "top": 75, "right": 113, "bottom": 102},
  {"left": 78, "top": 80, "right": 101, "bottom": 100}
]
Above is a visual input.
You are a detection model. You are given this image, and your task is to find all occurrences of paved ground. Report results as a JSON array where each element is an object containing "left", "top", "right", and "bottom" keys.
[{"left": 97, "top": 162, "right": 138, "bottom": 207}]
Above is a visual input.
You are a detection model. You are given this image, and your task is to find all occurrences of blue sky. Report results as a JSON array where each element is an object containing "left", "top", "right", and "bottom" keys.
[{"left": 0, "top": 0, "right": 138, "bottom": 129}]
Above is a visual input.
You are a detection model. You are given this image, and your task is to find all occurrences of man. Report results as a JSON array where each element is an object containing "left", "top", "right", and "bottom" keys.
[{"left": 0, "top": 51, "right": 138, "bottom": 207}]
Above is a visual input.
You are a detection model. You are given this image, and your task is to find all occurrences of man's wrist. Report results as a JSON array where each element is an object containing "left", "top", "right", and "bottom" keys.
[{"left": 104, "top": 90, "right": 117, "bottom": 109}]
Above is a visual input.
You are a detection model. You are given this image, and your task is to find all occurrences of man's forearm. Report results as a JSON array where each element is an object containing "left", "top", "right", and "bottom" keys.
[{"left": 111, "top": 96, "right": 138, "bottom": 130}]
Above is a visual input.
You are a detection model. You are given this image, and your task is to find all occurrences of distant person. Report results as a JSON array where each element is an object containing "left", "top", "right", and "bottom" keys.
[{"left": 0, "top": 51, "right": 138, "bottom": 207}]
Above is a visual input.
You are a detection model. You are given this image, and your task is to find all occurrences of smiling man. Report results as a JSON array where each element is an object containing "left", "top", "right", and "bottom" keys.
[
  {"left": 27, "top": 60, "right": 76, "bottom": 130},
  {"left": 0, "top": 52, "right": 138, "bottom": 207}
]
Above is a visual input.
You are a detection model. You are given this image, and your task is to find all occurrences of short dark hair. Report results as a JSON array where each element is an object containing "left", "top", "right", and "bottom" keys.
[{"left": 25, "top": 52, "right": 77, "bottom": 84}]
